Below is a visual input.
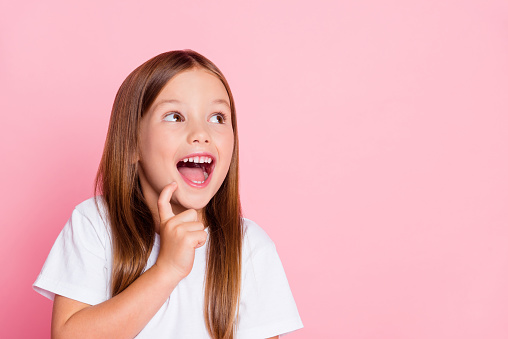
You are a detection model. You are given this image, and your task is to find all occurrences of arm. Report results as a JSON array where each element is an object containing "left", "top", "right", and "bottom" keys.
[
  {"left": 52, "top": 183, "right": 207, "bottom": 339},
  {"left": 52, "top": 264, "right": 180, "bottom": 338}
]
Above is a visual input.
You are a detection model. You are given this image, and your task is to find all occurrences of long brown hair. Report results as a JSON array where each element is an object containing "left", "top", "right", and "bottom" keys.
[{"left": 94, "top": 50, "right": 243, "bottom": 339}]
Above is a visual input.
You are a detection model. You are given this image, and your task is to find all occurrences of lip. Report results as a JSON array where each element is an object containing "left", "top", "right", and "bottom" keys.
[
  {"left": 177, "top": 152, "right": 216, "bottom": 164},
  {"left": 176, "top": 152, "right": 216, "bottom": 189}
]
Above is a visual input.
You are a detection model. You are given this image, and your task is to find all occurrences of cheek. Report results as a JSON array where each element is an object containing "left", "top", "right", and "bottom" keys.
[
  {"left": 138, "top": 137, "right": 179, "bottom": 190},
  {"left": 217, "top": 131, "right": 235, "bottom": 163},
  {"left": 140, "top": 130, "right": 177, "bottom": 161}
]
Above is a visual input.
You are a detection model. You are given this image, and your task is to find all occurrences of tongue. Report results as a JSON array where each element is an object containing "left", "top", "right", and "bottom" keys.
[{"left": 178, "top": 166, "right": 205, "bottom": 182}]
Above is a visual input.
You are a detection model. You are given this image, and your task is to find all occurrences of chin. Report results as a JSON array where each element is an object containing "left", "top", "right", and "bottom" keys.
[{"left": 174, "top": 194, "right": 211, "bottom": 211}]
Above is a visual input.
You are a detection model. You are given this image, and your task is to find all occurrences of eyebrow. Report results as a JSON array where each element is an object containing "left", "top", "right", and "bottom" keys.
[
  {"left": 212, "top": 99, "right": 230, "bottom": 107},
  {"left": 156, "top": 99, "right": 230, "bottom": 108}
]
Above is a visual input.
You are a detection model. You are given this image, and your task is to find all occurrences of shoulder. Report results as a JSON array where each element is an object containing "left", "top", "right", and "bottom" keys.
[
  {"left": 74, "top": 196, "right": 108, "bottom": 222},
  {"left": 33, "top": 197, "right": 112, "bottom": 304},
  {"left": 241, "top": 218, "right": 276, "bottom": 259},
  {"left": 69, "top": 196, "right": 111, "bottom": 246},
  {"left": 237, "top": 219, "right": 304, "bottom": 337},
  {"left": 242, "top": 218, "right": 275, "bottom": 246}
]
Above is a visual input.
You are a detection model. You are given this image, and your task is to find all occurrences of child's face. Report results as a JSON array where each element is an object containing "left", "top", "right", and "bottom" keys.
[{"left": 137, "top": 67, "right": 235, "bottom": 219}]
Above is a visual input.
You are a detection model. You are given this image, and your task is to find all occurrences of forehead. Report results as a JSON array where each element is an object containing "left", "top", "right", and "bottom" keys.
[{"left": 154, "top": 67, "right": 230, "bottom": 106}]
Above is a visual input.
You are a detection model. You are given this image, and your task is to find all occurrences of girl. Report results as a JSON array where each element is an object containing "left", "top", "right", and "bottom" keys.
[{"left": 33, "top": 50, "right": 303, "bottom": 338}]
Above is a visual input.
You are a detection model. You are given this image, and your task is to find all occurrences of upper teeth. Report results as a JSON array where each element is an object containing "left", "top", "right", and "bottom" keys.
[{"left": 182, "top": 156, "right": 212, "bottom": 163}]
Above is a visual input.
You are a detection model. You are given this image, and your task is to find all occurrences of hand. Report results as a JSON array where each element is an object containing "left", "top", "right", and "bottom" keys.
[{"left": 154, "top": 182, "right": 208, "bottom": 281}]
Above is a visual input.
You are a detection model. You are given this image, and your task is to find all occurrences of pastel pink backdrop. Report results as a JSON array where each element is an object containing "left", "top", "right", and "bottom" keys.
[{"left": 1, "top": 0, "right": 507, "bottom": 338}]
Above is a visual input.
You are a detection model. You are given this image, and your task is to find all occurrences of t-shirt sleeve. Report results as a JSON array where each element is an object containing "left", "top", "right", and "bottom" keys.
[
  {"left": 237, "top": 241, "right": 304, "bottom": 338},
  {"left": 32, "top": 207, "right": 110, "bottom": 305}
]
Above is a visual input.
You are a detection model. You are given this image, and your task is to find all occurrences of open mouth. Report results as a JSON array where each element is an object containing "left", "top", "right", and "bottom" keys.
[{"left": 176, "top": 154, "right": 215, "bottom": 186}]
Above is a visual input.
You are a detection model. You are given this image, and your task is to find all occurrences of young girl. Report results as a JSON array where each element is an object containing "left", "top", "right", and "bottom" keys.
[{"left": 33, "top": 50, "right": 303, "bottom": 338}]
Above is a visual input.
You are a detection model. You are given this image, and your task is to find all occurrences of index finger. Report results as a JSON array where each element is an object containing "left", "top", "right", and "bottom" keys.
[{"left": 158, "top": 182, "right": 177, "bottom": 223}]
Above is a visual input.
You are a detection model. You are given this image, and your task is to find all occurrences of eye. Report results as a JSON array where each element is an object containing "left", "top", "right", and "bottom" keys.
[
  {"left": 210, "top": 112, "right": 227, "bottom": 124},
  {"left": 163, "top": 112, "right": 184, "bottom": 122}
]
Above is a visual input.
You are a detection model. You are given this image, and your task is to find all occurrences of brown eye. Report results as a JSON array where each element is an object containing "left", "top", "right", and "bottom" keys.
[
  {"left": 163, "top": 112, "right": 184, "bottom": 122},
  {"left": 210, "top": 113, "right": 226, "bottom": 124}
]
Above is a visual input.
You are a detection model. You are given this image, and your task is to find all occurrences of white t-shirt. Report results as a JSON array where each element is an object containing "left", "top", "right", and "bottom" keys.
[{"left": 33, "top": 197, "right": 303, "bottom": 338}]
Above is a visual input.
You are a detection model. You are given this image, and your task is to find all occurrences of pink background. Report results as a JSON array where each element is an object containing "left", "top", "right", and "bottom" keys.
[{"left": 1, "top": 0, "right": 507, "bottom": 338}]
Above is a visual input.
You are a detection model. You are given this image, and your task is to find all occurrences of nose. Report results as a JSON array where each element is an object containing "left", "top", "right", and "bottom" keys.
[{"left": 187, "top": 121, "right": 210, "bottom": 144}]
